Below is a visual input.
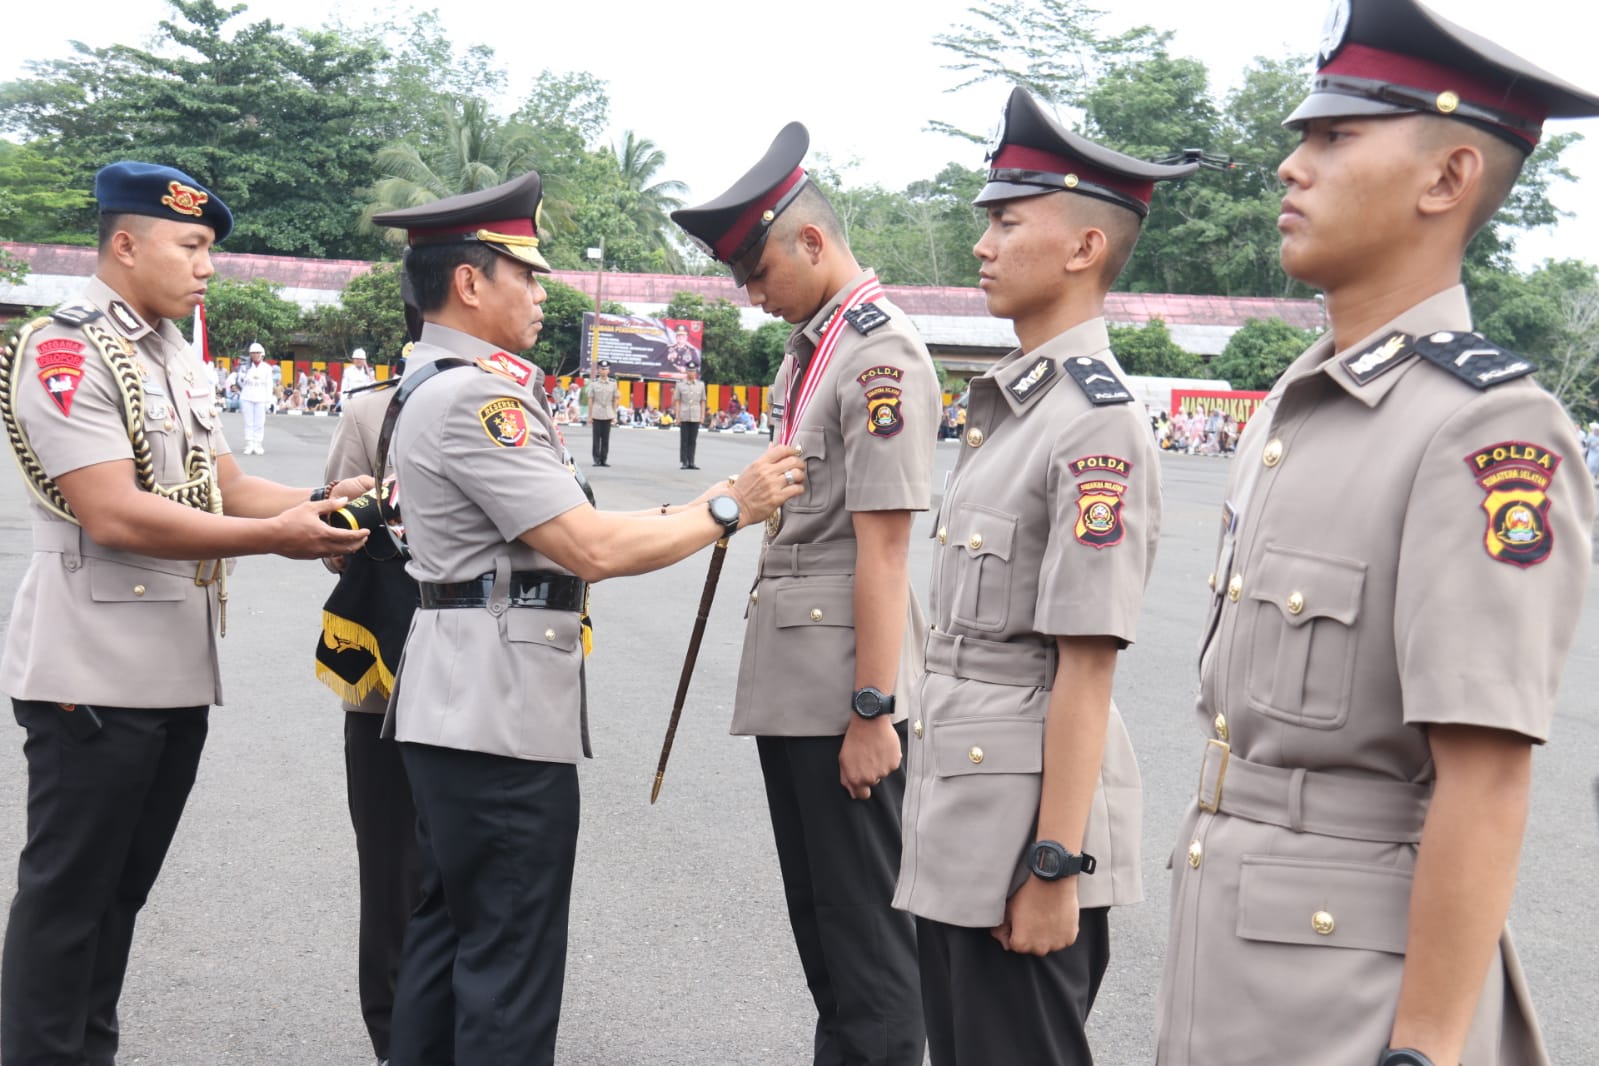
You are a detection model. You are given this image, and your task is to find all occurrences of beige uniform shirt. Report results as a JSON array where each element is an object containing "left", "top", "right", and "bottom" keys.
[
  {"left": 588, "top": 378, "right": 619, "bottom": 421},
  {"left": 385, "top": 324, "right": 592, "bottom": 762},
  {"left": 2, "top": 277, "right": 231, "bottom": 707},
  {"left": 1156, "top": 288, "right": 1592, "bottom": 1065},
  {"left": 324, "top": 386, "right": 393, "bottom": 715},
  {"left": 675, "top": 379, "right": 707, "bottom": 423},
  {"left": 732, "top": 270, "right": 940, "bottom": 736},
  {"left": 894, "top": 320, "right": 1156, "bottom": 926}
]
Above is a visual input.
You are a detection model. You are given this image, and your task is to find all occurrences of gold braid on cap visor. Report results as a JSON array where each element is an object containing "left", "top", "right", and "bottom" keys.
[{"left": 474, "top": 228, "right": 541, "bottom": 248}]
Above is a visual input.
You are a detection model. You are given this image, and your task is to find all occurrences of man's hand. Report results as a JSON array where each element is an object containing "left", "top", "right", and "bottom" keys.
[
  {"left": 992, "top": 874, "right": 1079, "bottom": 956},
  {"left": 838, "top": 714, "right": 902, "bottom": 800},
  {"left": 271, "top": 498, "right": 370, "bottom": 560},
  {"left": 332, "top": 475, "right": 374, "bottom": 501},
  {"left": 727, "top": 445, "right": 806, "bottom": 525}
]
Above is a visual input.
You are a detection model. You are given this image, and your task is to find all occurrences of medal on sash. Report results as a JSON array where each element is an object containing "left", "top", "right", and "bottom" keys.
[{"left": 767, "top": 275, "right": 884, "bottom": 539}]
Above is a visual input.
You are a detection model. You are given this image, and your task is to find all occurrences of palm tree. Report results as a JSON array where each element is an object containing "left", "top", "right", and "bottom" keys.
[{"left": 613, "top": 130, "right": 688, "bottom": 271}]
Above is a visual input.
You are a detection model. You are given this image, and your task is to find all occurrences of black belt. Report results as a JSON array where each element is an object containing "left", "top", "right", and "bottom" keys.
[{"left": 417, "top": 571, "right": 585, "bottom": 611}]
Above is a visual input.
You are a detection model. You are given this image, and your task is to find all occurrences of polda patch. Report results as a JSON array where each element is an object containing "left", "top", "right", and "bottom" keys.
[
  {"left": 1069, "top": 454, "right": 1131, "bottom": 478},
  {"left": 1074, "top": 479, "right": 1127, "bottom": 549},
  {"left": 865, "top": 385, "right": 904, "bottom": 438},
  {"left": 479, "top": 398, "right": 531, "bottom": 448},
  {"left": 1464, "top": 440, "right": 1560, "bottom": 568},
  {"left": 35, "top": 340, "right": 87, "bottom": 417}
]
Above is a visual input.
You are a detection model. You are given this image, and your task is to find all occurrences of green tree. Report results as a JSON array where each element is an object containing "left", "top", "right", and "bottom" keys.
[
  {"left": 299, "top": 262, "right": 408, "bottom": 362},
  {"left": 1209, "top": 317, "right": 1320, "bottom": 390},
  {"left": 1107, "top": 318, "right": 1205, "bottom": 377},
  {"left": 530, "top": 277, "right": 601, "bottom": 377},
  {"left": 611, "top": 131, "right": 688, "bottom": 271},
  {"left": 180, "top": 275, "right": 303, "bottom": 359},
  {"left": 0, "top": 140, "right": 94, "bottom": 244},
  {"left": 665, "top": 291, "right": 752, "bottom": 384},
  {"left": 748, "top": 320, "right": 791, "bottom": 383}
]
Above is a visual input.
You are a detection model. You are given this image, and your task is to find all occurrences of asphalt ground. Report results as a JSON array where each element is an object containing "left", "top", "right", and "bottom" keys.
[{"left": 0, "top": 412, "right": 1595, "bottom": 1065}]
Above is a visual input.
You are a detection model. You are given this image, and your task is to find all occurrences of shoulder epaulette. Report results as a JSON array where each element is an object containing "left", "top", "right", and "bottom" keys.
[
  {"left": 1413, "top": 330, "right": 1536, "bottom": 389},
  {"left": 50, "top": 304, "right": 103, "bottom": 328},
  {"left": 844, "top": 302, "right": 891, "bottom": 336},
  {"left": 1063, "top": 355, "right": 1134, "bottom": 405}
]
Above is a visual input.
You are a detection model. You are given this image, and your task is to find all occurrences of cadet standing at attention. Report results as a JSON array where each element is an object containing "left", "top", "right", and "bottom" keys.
[
  {"left": 370, "top": 170, "right": 802, "bottom": 1066},
  {"left": 588, "top": 359, "right": 618, "bottom": 465},
  {"left": 897, "top": 87, "right": 1194, "bottom": 1066},
  {"left": 675, "top": 362, "right": 707, "bottom": 468},
  {"left": 673, "top": 123, "right": 938, "bottom": 1066},
  {"left": 0, "top": 161, "right": 371, "bottom": 1066},
  {"left": 1155, "top": 3, "right": 1598, "bottom": 1065}
]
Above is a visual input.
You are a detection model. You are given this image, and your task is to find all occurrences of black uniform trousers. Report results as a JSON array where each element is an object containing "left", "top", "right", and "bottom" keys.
[
  {"left": 757, "top": 725, "right": 925, "bottom": 1066},
  {"left": 2, "top": 700, "right": 208, "bottom": 1066},
  {"left": 388, "top": 742, "right": 579, "bottom": 1066},
  {"left": 344, "top": 711, "right": 421, "bottom": 1062},
  {"left": 591, "top": 418, "right": 611, "bottom": 465},
  {"left": 916, "top": 906, "right": 1110, "bottom": 1066},
  {"left": 679, "top": 420, "right": 700, "bottom": 467}
]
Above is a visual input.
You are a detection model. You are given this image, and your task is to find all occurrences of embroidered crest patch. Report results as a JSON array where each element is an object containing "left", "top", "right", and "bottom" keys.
[
  {"left": 161, "top": 180, "right": 209, "bottom": 218},
  {"left": 477, "top": 351, "right": 534, "bottom": 387},
  {"left": 1070, "top": 454, "right": 1131, "bottom": 478},
  {"left": 479, "top": 398, "right": 531, "bottom": 447},
  {"left": 35, "top": 340, "right": 87, "bottom": 417},
  {"left": 1074, "top": 479, "right": 1127, "bottom": 549},
  {"left": 856, "top": 365, "right": 904, "bottom": 387},
  {"left": 1465, "top": 441, "right": 1560, "bottom": 568},
  {"left": 865, "top": 385, "right": 904, "bottom": 437}
]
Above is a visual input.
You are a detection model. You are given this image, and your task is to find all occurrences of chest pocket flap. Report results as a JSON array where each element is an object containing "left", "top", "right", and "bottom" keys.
[
  {"left": 1237, "top": 856, "right": 1410, "bottom": 955},
  {"left": 950, "top": 504, "right": 1018, "bottom": 633},
  {"left": 932, "top": 716, "right": 1043, "bottom": 778},
  {"left": 1245, "top": 544, "right": 1366, "bottom": 727},
  {"left": 773, "top": 581, "right": 855, "bottom": 630}
]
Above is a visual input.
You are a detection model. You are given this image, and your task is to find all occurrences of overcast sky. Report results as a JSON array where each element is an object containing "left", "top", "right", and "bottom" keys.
[{"left": 3, "top": 0, "right": 1593, "bottom": 273}]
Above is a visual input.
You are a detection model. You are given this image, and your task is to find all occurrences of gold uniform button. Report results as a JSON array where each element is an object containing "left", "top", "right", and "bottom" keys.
[
  {"left": 809, "top": 608, "right": 824, "bottom": 622},
  {"left": 968, "top": 746, "right": 984, "bottom": 764},
  {"left": 937, "top": 526, "right": 948, "bottom": 545},
  {"left": 1227, "top": 574, "right": 1243, "bottom": 602},
  {"left": 1262, "top": 439, "right": 1284, "bottom": 467},
  {"left": 1213, "top": 714, "right": 1228, "bottom": 741},
  {"left": 968, "top": 532, "right": 984, "bottom": 550},
  {"left": 1312, "top": 910, "right": 1336, "bottom": 936},
  {"left": 1187, "top": 840, "right": 1203, "bottom": 868},
  {"left": 965, "top": 428, "right": 985, "bottom": 448},
  {"left": 750, "top": 589, "right": 759, "bottom": 604},
  {"left": 1207, "top": 572, "right": 1217, "bottom": 591},
  {"left": 1436, "top": 90, "right": 1460, "bottom": 114},
  {"left": 162, "top": 419, "right": 174, "bottom": 431},
  {"left": 1287, "top": 591, "right": 1306, "bottom": 615},
  {"left": 133, "top": 584, "right": 147, "bottom": 597},
  {"left": 544, "top": 628, "right": 556, "bottom": 641},
  {"left": 913, "top": 720, "right": 923, "bottom": 739}
]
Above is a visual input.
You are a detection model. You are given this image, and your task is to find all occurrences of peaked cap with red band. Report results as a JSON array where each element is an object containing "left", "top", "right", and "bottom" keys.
[
  {"left": 1288, "top": 0, "right": 1599, "bottom": 153},
  {"left": 671, "top": 122, "right": 811, "bottom": 286},
  {"left": 372, "top": 170, "right": 551, "bottom": 272},
  {"left": 976, "top": 88, "right": 1197, "bottom": 216}
]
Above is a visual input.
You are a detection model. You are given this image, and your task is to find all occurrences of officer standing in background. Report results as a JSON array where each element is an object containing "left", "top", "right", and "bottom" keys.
[
  {"left": 238, "top": 340, "right": 275, "bottom": 454},
  {"left": 1155, "top": 4, "right": 1598, "bottom": 1065},
  {"left": 673, "top": 123, "right": 938, "bottom": 1066},
  {"left": 675, "top": 363, "right": 707, "bottom": 468},
  {"left": 340, "top": 347, "right": 375, "bottom": 410},
  {"left": 588, "top": 359, "right": 618, "bottom": 465},
  {"left": 898, "top": 88, "right": 1193, "bottom": 1065},
  {"left": 370, "top": 171, "right": 803, "bottom": 1066},
  {"left": 0, "top": 161, "right": 371, "bottom": 1066}
]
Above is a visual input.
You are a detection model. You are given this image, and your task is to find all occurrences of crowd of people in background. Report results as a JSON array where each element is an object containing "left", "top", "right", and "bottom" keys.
[{"left": 1153, "top": 406, "right": 1238, "bottom": 455}]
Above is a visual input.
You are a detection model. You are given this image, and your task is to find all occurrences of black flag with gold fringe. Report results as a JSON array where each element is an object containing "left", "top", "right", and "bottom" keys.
[{"left": 314, "top": 549, "right": 417, "bottom": 704}]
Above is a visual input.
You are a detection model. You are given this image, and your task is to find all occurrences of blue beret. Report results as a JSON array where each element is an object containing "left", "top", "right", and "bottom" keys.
[{"left": 94, "top": 161, "right": 233, "bottom": 241}]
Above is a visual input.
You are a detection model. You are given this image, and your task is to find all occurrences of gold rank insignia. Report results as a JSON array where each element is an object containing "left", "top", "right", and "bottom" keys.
[
  {"left": 1466, "top": 441, "right": 1559, "bottom": 568},
  {"left": 161, "top": 180, "right": 209, "bottom": 218}
]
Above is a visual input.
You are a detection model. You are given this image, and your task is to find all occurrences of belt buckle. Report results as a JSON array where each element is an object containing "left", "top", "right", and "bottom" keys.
[
  {"left": 193, "top": 558, "right": 223, "bottom": 587},
  {"left": 1197, "top": 738, "right": 1231, "bottom": 813}
]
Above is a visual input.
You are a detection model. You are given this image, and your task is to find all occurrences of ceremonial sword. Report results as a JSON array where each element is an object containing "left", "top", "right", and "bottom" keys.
[{"left": 650, "top": 532, "right": 732, "bottom": 803}]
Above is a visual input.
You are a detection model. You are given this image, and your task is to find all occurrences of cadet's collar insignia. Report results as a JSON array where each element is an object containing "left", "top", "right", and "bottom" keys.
[
  {"left": 476, "top": 351, "right": 534, "bottom": 387},
  {"left": 1070, "top": 454, "right": 1132, "bottom": 479},
  {"left": 1064, "top": 356, "right": 1133, "bottom": 405},
  {"left": 50, "top": 304, "right": 102, "bottom": 328},
  {"left": 1341, "top": 330, "right": 1414, "bottom": 385},
  {"left": 843, "top": 302, "right": 891, "bottom": 336},
  {"left": 1466, "top": 441, "right": 1561, "bottom": 568},
  {"left": 34, "top": 339, "right": 87, "bottom": 417},
  {"left": 161, "top": 180, "right": 209, "bottom": 219},
  {"left": 856, "top": 364, "right": 904, "bottom": 386},
  {"left": 1074, "top": 477, "right": 1128, "bottom": 549},
  {"left": 1006, "top": 356, "right": 1057, "bottom": 404},
  {"left": 107, "top": 301, "right": 147, "bottom": 336},
  {"left": 1414, "top": 331, "right": 1535, "bottom": 389},
  {"left": 864, "top": 384, "right": 904, "bottom": 437},
  {"left": 479, "top": 398, "right": 531, "bottom": 447}
]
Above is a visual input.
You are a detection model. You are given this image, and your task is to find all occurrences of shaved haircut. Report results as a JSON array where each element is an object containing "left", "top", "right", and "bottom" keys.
[{"left": 1414, "top": 115, "right": 1527, "bottom": 239}]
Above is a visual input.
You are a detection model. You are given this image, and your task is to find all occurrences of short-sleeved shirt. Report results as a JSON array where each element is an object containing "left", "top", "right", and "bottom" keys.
[
  {"left": 731, "top": 270, "right": 941, "bottom": 736},
  {"left": 1, "top": 276, "right": 231, "bottom": 707},
  {"left": 386, "top": 324, "right": 592, "bottom": 763},
  {"left": 240, "top": 361, "right": 276, "bottom": 402},
  {"left": 894, "top": 319, "right": 1159, "bottom": 926},
  {"left": 1155, "top": 286, "right": 1593, "bottom": 1064},
  {"left": 588, "top": 378, "right": 619, "bottom": 420},
  {"left": 341, "top": 363, "right": 375, "bottom": 394},
  {"left": 675, "top": 379, "right": 707, "bottom": 422}
]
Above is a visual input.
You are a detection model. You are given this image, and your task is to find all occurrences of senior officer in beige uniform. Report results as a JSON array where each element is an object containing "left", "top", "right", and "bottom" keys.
[
  {"left": 587, "top": 359, "right": 619, "bottom": 465},
  {"left": 674, "top": 123, "right": 939, "bottom": 1066},
  {"left": 898, "top": 88, "right": 1193, "bottom": 1066},
  {"left": 0, "top": 161, "right": 370, "bottom": 1066},
  {"left": 371, "top": 171, "right": 802, "bottom": 1066},
  {"left": 1155, "top": 4, "right": 1599, "bottom": 1066}
]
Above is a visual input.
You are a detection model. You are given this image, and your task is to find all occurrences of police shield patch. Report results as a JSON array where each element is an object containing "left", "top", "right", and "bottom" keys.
[
  {"left": 479, "top": 398, "right": 531, "bottom": 447},
  {"left": 1074, "top": 479, "right": 1127, "bottom": 549},
  {"left": 1465, "top": 441, "right": 1560, "bottom": 568},
  {"left": 865, "top": 385, "right": 904, "bottom": 437},
  {"left": 35, "top": 340, "right": 87, "bottom": 417}
]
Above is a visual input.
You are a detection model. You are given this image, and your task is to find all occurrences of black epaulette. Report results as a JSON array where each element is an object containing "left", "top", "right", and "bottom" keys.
[
  {"left": 1063, "top": 356, "right": 1134, "bottom": 405},
  {"left": 844, "top": 302, "right": 891, "bottom": 336},
  {"left": 50, "top": 304, "right": 103, "bottom": 327},
  {"left": 1413, "top": 330, "right": 1536, "bottom": 389}
]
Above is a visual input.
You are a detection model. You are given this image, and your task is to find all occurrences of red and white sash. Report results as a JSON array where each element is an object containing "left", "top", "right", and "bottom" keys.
[{"left": 778, "top": 274, "right": 884, "bottom": 447}]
